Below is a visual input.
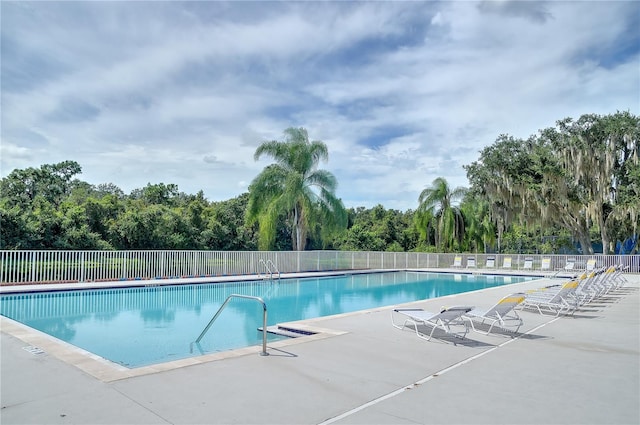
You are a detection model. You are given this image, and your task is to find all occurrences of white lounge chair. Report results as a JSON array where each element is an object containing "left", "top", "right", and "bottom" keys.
[
  {"left": 392, "top": 306, "right": 473, "bottom": 341},
  {"left": 585, "top": 259, "right": 597, "bottom": 272},
  {"left": 486, "top": 257, "right": 496, "bottom": 268},
  {"left": 532, "top": 269, "right": 601, "bottom": 307},
  {"left": 552, "top": 257, "right": 577, "bottom": 278},
  {"left": 573, "top": 267, "right": 616, "bottom": 303},
  {"left": 502, "top": 257, "right": 512, "bottom": 269},
  {"left": 520, "top": 280, "right": 580, "bottom": 316},
  {"left": 467, "top": 256, "right": 477, "bottom": 268},
  {"left": 563, "top": 258, "right": 576, "bottom": 271},
  {"left": 452, "top": 256, "right": 462, "bottom": 268},
  {"left": 463, "top": 293, "right": 526, "bottom": 335},
  {"left": 541, "top": 258, "right": 552, "bottom": 274},
  {"left": 606, "top": 264, "right": 628, "bottom": 289},
  {"left": 523, "top": 257, "right": 533, "bottom": 271}
]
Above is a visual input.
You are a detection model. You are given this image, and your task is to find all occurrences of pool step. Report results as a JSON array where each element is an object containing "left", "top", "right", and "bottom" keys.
[{"left": 257, "top": 325, "right": 316, "bottom": 338}]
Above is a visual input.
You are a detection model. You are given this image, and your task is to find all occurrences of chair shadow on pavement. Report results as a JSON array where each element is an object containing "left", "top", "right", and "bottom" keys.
[
  {"left": 463, "top": 322, "right": 550, "bottom": 341},
  {"left": 406, "top": 325, "right": 498, "bottom": 347}
]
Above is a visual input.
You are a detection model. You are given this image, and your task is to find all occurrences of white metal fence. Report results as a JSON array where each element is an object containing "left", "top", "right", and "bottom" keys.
[{"left": 1, "top": 250, "right": 638, "bottom": 285}]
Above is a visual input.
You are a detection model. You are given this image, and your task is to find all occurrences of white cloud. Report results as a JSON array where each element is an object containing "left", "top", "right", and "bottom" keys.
[{"left": 1, "top": 1, "right": 638, "bottom": 211}]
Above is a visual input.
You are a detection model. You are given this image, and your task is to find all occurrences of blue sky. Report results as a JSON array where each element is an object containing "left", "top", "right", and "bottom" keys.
[{"left": 2, "top": 1, "right": 638, "bottom": 211}]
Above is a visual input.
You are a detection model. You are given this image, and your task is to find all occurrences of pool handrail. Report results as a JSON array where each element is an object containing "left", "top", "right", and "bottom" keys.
[
  {"left": 259, "top": 259, "right": 280, "bottom": 280},
  {"left": 195, "top": 294, "right": 269, "bottom": 356}
]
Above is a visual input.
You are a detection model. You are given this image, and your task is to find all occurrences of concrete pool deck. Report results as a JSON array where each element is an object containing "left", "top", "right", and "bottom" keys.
[{"left": 1, "top": 270, "right": 639, "bottom": 424}]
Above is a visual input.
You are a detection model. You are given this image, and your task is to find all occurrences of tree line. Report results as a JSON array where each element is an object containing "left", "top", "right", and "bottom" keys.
[{"left": 1, "top": 112, "right": 638, "bottom": 254}]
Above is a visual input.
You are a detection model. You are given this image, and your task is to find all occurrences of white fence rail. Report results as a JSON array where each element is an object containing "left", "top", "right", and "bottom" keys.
[{"left": 1, "top": 250, "right": 638, "bottom": 285}]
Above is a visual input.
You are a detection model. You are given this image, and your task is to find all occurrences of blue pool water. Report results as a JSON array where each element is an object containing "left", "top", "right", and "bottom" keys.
[{"left": 0, "top": 271, "right": 531, "bottom": 368}]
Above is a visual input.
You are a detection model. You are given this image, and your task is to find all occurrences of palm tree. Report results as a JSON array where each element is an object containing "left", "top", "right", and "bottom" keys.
[
  {"left": 246, "top": 127, "right": 346, "bottom": 251},
  {"left": 415, "top": 177, "right": 467, "bottom": 252}
]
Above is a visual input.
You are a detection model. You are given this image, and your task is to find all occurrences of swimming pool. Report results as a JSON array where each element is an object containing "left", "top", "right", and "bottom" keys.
[{"left": 0, "top": 271, "right": 531, "bottom": 367}]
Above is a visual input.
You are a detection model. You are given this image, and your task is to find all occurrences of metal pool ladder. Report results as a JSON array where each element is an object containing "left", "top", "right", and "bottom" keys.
[
  {"left": 259, "top": 259, "right": 280, "bottom": 280},
  {"left": 194, "top": 294, "right": 269, "bottom": 356}
]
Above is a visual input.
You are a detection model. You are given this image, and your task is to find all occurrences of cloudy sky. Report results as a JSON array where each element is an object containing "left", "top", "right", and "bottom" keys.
[{"left": 2, "top": 1, "right": 638, "bottom": 211}]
